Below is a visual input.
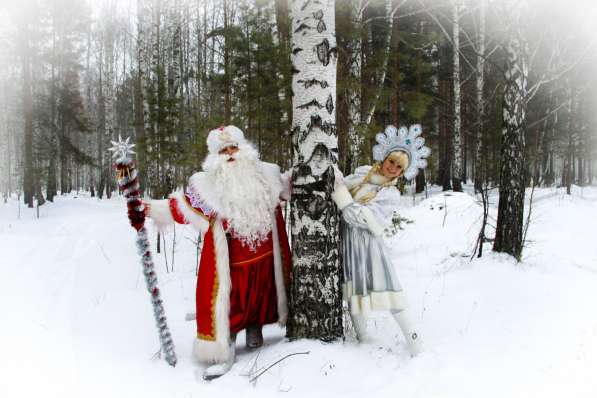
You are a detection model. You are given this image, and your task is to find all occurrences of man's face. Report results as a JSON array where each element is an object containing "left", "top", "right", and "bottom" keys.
[{"left": 218, "top": 145, "right": 239, "bottom": 161}]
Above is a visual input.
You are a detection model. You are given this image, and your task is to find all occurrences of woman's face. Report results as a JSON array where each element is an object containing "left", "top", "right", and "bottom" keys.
[{"left": 381, "top": 156, "right": 404, "bottom": 178}]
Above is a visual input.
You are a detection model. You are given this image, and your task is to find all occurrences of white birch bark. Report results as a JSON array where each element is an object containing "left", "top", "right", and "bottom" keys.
[
  {"left": 493, "top": 0, "right": 529, "bottom": 260},
  {"left": 288, "top": 0, "right": 342, "bottom": 340},
  {"left": 451, "top": 0, "right": 463, "bottom": 191}
]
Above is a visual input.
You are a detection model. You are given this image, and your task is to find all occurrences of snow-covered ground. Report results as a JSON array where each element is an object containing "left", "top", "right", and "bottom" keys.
[{"left": 1, "top": 186, "right": 596, "bottom": 398}]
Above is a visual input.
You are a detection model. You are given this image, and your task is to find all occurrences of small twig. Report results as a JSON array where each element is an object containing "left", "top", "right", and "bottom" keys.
[
  {"left": 98, "top": 243, "right": 112, "bottom": 264},
  {"left": 171, "top": 224, "right": 176, "bottom": 272},
  {"left": 151, "top": 349, "right": 161, "bottom": 360},
  {"left": 244, "top": 350, "right": 262, "bottom": 380},
  {"left": 442, "top": 193, "right": 448, "bottom": 228},
  {"left": 249, "top": 352, "right": 310, "bottom": 384},
  {"left": 162, "top": 232, "right": 169, "bottom": 273}
]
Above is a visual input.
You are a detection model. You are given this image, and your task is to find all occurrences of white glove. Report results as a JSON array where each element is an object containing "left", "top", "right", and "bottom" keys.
[
  {"left": 360, "top": 207, "right": 384, "bottom": 236},
  {"left": 341, "top": 203, "right": 369, "bottom": 229}
]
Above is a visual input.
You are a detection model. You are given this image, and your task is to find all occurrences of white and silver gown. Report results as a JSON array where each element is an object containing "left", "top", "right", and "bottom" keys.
[{"left": 341, "top": 166, "right": 408, "bottom": 316}]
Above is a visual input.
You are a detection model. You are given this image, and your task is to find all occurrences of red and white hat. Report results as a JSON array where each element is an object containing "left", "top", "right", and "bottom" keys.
[{"left": 207, "top": 125, "right": 247, "bottom": 154}]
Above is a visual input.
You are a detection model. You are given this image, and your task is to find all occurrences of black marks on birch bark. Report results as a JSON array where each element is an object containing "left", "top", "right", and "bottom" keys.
[
  {"left": 297, "top": 99, "right": 324, "bottom": 110},
  {"left": 300, "top": 0, "right": 313, "bottom": 12},
  {"left": 326, "top": 94, "right": 334, "bottom": 114},
  {"left": 316, "top": 39, "right": 330, "bottom": 66},
  {"left": 295, "top": 23, "right": 311, "bottom": 35},
  {"left": 288, "top": 163, "right": 342, "bottom": 341},
  {"left": 293, "top": 115, "right": 337, "bottom": 160},
  {"left": 297, "top": 78, "right": 329, "bottom": 89},
  {"left": 317, "top": 20, "right": 327, "bottom": 33},
  {"left": 292, "top": 48, "right": 303, "bottom": 55},
  {"left": 313, "top": 10, "right": 326, "bottom": 33}
]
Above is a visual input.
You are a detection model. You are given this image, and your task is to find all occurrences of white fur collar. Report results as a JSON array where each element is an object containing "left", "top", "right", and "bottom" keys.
[{"left": 346, "top": 165, "right": 393, "bottom": 188}]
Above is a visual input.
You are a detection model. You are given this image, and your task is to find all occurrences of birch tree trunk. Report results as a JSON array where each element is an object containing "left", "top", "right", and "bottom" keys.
[
  {"left": 287, "top": 0, "right": 342, "bottom": 341},
  {"left": 473, "top": 0, "right": 486, "bottom": 193},
  {"left": 493, "top": 2, "right": 529, "bottom": 260},
  {"left": 451, "top": 0, "right": 463, "bottom": 192},
  {"left": 135, "top": 0, "right": 149, "bottom": 195}
]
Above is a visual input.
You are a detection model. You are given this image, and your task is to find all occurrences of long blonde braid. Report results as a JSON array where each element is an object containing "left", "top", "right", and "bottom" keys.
[{"left": 349, "top": 163, "right": 398, "bottom": 204}]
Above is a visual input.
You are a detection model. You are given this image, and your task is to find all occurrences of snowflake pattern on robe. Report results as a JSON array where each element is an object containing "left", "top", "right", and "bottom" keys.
[{"left": 185, "top": 186, "right": 214, "bottom": 217}]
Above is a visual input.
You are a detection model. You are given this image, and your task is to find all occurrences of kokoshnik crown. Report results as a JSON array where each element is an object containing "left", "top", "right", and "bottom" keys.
[{"left": 372, "top": 124, "right": 431, "bottom": 181}]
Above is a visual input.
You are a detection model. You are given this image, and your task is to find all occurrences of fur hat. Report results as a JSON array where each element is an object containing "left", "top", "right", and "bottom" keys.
[{"left": 207, "top": 125, "right": 247, "bottom": 154}]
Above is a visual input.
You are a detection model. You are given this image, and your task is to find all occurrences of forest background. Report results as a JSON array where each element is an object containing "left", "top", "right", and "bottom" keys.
[{"left": 0, "top": 0, "right": 596, "bottom": 210}]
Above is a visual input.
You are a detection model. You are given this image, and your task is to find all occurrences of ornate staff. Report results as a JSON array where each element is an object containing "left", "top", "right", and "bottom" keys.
[{"left": 109, "top": 137, "right": 177, "bottom": 367}]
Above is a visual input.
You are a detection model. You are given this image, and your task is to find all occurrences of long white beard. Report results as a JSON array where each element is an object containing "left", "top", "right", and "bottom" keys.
[{"left": 202, "top": 145, "right": 275, "bottom": 248}]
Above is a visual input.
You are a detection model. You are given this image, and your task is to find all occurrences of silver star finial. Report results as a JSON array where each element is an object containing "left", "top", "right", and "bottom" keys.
[{"left": 109, "top": 135, "right": 136, "bottom": 164}]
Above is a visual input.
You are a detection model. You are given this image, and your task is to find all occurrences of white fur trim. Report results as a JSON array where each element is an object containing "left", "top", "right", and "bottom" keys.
[
  {"left": 193, "top": 218, "right": 232, "bottom": 364},
  {"left": 207, "top": 125, "right": 247, "bottom": 154},
  {"left": 169, "top": 191, "right": 209, "bottom": 234},
  {"left": 270, "top": 211, "right": 288, "bottom": 326},
  {"left": 148, "top": 199, "right": 174, "bottom": 232},
  {"left": 360, "top": 207, "right": 384, "bottom": 236},
  {"left": 187, "top": 162, "right": 286, "bottom": 362},
  {"left": 344, "top": 282, "right": 408, "bottom": 315},
  {"left": 280, "top": 169, "right": 292, "bottom": 201},
  {"left": 331, "top": 184, "right": 354, "bottom": 210}
]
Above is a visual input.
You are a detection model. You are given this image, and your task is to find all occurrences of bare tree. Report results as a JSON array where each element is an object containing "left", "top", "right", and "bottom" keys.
[
  {"left": 493, "top": 0, "right": 529, "bottom": 260},
  {"left": 451, "top": 0, "right": 463, "bottom": 191}
]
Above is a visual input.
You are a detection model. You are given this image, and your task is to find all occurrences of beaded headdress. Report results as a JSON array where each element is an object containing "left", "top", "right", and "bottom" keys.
[{"left": 372, "top": 124, "right": 431, "bottom": 181}]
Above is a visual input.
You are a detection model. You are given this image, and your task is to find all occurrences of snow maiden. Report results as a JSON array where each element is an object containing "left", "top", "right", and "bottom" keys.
[{"left": 332, "top": 124, "right": 430, "bottom": 356}]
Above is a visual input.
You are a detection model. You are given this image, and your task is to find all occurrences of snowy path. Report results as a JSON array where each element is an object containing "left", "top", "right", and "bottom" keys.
[{"left": 1, "top": 187, "right": 596, "bottom": 398}]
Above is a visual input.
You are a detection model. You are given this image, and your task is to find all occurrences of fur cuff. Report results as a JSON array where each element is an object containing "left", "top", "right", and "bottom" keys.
[
  {"left": 193, "top": 337, "right": 232, "bottom": 364},
  {"left": 361, "top": 207, "right": 384, "bottom": 236},
  {"left": 148, "top": 199, "right": 174, "bottom": 232},
  {"left": 169, "top": 191, "right": 209, "bottom": 233},
  {"left": 332, "top": 184, "right": 354, "bottom": 210}
]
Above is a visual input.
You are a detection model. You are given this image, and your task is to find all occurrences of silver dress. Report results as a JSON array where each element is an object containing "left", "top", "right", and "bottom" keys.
[{"left": 341, "top": 166, "right": 407, "bottom": 315}]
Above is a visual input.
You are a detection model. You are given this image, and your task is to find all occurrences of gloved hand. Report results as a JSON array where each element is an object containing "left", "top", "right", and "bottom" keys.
[
  {"left": 341, "top": 203, "right": 369, "bottom": 229},
  {"left": 280, "top": 169, "right": 292, "bottom": 201},
  {"left": 360, "top": 207, "right": 384, "bottom": 236},
  {"left": 331, "top": 166, "right": 353, "bottom": 211}
]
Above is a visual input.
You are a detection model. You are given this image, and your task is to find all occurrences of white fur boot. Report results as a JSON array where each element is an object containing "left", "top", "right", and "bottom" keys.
[
  {"left": 351, "top": 313, "right": 370, "bottom": 343},
  {"left": 202, "top": 337, "right": 236, "bottom": 380},
  {"left": 392, "top": 310, "right": 422, "bottom": 357}
]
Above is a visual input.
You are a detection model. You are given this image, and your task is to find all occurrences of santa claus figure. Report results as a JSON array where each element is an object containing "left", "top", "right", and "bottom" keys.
[{"left": 145, "top": 125, "right": 291, "bottom": 379}]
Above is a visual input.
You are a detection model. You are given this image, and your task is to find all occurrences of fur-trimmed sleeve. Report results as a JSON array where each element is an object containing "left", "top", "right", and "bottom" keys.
[
  {"left": 344, "top": 165, "right": 371, "bottom": 190},
  {"left": 147, "top": 198, "right": 175, "bottom": 232},
  {"left": 168, "top": 191, "right": 210, "bottom": 233},
  {"left": 148, "top": 191, "right": 210, "bottom": 234}
]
